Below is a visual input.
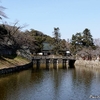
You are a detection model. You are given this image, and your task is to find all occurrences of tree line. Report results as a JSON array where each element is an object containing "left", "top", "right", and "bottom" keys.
[
  {"left": 0, "top": 22, "right": 68, "bottom": 56},
  {"left": 0, "top": 5, "right": 100, "bottom": 59},
  {"left": 70, "top": 28, "right": 100, "bottom": 59}
]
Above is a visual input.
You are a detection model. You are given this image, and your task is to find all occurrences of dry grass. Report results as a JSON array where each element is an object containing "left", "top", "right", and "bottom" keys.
[{"left": 0, "top": 56, "right": 30, "bottom": 69}]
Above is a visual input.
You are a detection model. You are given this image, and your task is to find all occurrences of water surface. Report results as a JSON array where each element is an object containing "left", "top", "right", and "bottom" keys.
[{"left": 0, "top": 67, "right": 100, "bottom": 100}]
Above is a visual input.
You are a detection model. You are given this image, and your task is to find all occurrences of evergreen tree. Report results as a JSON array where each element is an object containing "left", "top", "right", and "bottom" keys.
[
  {"left": 53, "top": 27, "right": 61, "bottom": 42},
  {"left": 70, "top": 28, "right": 96, "bottom": 55},
  {"left": 53, "top": 27, "right": 61, "bottom": 55},
  {"left": 82, "top": 28, "right": 94, "bottom": 47}
]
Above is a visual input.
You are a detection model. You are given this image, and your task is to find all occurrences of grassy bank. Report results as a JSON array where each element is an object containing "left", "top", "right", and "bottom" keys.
[{"left": 0, "top": 56, "right": 30, "bottom": 69}]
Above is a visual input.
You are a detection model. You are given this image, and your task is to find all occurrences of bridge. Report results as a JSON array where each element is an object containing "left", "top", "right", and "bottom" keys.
[{"left": 32, "top": 56, "right": 76, "bottom": 69}]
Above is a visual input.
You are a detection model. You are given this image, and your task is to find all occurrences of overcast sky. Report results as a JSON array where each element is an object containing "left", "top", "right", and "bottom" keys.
[{"left": 1, "top": 0, "right": 100, "bottom": 40}]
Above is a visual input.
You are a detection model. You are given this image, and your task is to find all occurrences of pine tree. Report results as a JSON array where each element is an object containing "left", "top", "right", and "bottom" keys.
[{"left": 70, "top": 28, "right": 96, "bottom": 55}]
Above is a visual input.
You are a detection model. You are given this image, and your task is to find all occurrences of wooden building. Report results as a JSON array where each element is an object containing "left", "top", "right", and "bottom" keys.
[{"left": 42, "top": 42, "right": 54, "bottom": 56}]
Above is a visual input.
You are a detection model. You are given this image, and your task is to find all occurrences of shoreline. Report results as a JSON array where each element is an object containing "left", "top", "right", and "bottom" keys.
[
  {"left": 0, "top": 62, "right": 33, "bottom": 75},
  {"left": 75, "top": 59, "right": 100, "bottom": 69},
  {"left": 0, "top": 56, "right": 33, "bottom": 75}
]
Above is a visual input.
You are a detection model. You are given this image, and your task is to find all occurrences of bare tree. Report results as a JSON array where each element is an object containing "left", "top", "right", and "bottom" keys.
[
  {"left": 0, "top": 6, "right": 7, "bottom": 19},
  {"left": 94, "top": 38, "right": 100, "bottom": 47}
]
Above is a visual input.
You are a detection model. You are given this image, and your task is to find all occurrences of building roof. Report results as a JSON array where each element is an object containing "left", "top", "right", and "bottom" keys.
[{"left": 42, "top": 42, "right": 54, "bottom": 51}]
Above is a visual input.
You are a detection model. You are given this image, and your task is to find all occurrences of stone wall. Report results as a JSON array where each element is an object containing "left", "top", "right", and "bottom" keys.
[
  {"left": 0, "top": 62, "right": 33, "bottom": 75},
  {"left": 16, "top": 47, "right": 32, "bottom": 60},
  {"left": 75, "top": 59, "right": 100, "bottom": 69}
]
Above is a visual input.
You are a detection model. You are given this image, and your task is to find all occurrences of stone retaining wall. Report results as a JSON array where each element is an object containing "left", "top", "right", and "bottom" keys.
[
  {"left": 0, "top": 62, "right": 33, "bottom": 75},
  {"left": 75, "top": 59, "right": 100, "bottom": 69}
]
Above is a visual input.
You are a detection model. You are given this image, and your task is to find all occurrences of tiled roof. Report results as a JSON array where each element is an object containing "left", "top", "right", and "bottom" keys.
[{"left": 42, "top": 42, "right": 54, "bottom": 51}]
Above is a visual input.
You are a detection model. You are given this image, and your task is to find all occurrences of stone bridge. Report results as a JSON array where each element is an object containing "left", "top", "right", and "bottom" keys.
[{"left": 32, "top": 56, "right": 76, "bottom": 69}]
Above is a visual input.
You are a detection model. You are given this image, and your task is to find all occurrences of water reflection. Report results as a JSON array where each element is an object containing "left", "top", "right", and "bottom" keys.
[
  {"left": 0, "top": 67, "right": 100, "bottom": 100},
  {"left": 73, "top": 67, "right": 100, "bottom": 99}
]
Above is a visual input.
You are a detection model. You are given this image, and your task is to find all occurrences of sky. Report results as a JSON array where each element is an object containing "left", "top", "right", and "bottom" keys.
[{"left": 1, "top": 0, "right": 100, "bottom": 40}]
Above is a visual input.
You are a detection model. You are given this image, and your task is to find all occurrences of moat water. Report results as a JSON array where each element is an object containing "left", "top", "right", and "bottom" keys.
[{"left": 0, "top": 67, "right": 100, "bottom": 100}]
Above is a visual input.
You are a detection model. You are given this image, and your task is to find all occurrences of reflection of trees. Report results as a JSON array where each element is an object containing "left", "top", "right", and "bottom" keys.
[
  {"left": 30, "top": 69, "right": 44, "bottom": 84},
  {"left": 0, "top": 73, "right": 19, "bottom": 100},
  {"left": 1, "top": 68, "right": 99, "bottom": 100},
  {"left": 51, "top": 69, "right": 62, "bottom": 100},
  {"left": 51, "top": 69, "right": 69, "bottom": 100},
  {"left": 74, "top": 68, "right": 93, "bottom": 84},
  {"left": 52, "top": 70, "right": 61, "bottom": 89},
  {"left": 0, "top": 70, "right": 44, "bottom": 100},
  {"left": 71, "top": 68, "right": 94, "bottom": 95}
]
